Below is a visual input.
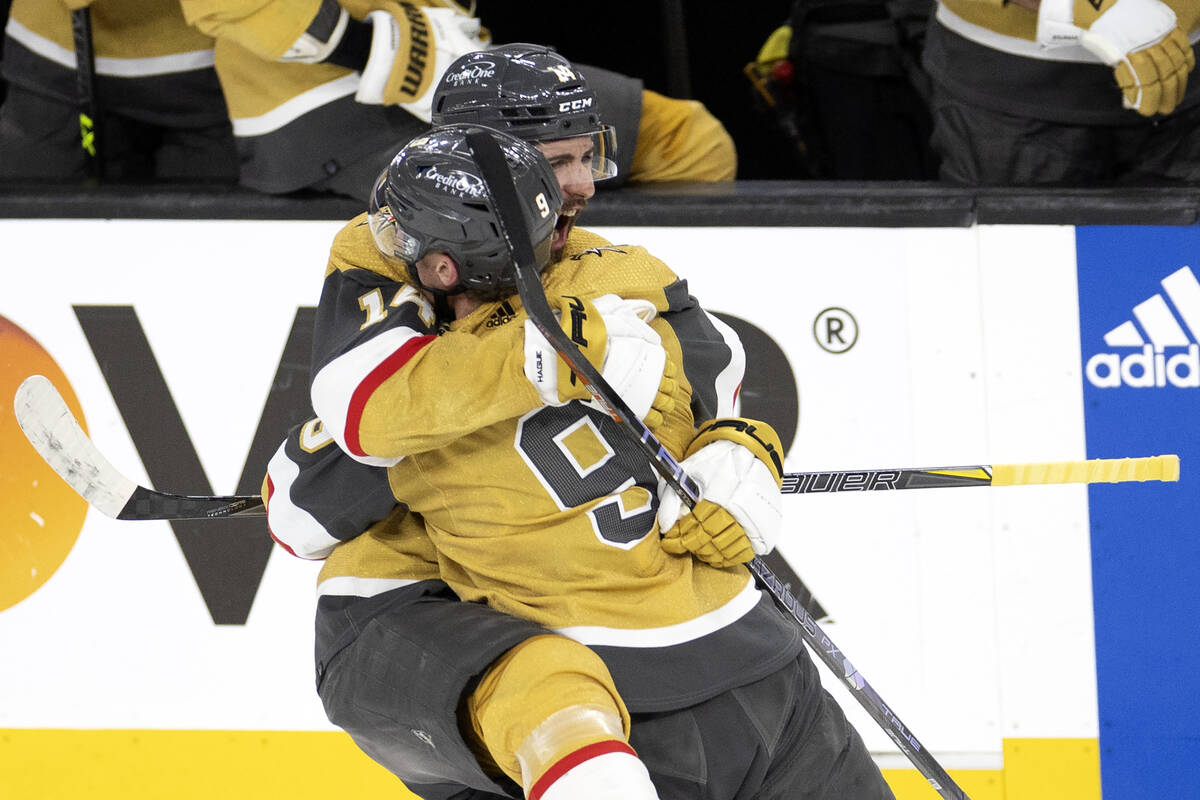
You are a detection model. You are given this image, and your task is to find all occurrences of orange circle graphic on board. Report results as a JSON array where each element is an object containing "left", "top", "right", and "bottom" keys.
[{"left": 0, "top": 316, "right": 88, "bottom": 612}]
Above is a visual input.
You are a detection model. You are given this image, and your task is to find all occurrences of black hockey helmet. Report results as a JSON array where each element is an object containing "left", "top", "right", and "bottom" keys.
[
  {"left": 431, "top": 44, "right": 618, "bottom": 180},
  {"left": 368, "top": 124, "right": 563, "bottom": 295}
]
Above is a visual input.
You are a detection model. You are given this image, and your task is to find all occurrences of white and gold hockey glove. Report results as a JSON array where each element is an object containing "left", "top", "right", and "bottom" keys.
[
  {"left": 1037, "top": 0, "right": 1196, "bottom": 116},
  {"left": 523, "top": 294, "right": 674, "bottom": 425},
  {"left": 279, "top": 1, "right": 489, "bottom": 122},
  {"left": 358, "top": 2, "right": 489, "bottom": 120},
  {"left": 657, "top": 418, "right": 785, "bottom": 568}
]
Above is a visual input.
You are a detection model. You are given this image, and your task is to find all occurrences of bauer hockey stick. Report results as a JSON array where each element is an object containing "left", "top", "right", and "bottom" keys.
[
  {"left": 13, "top": 373, "right": 1179, "bottom": 524},
  {"left": 781, "top": 456, "right": 1179, "bottom": 493},
  {"left": 466, "top": 129, "right": 972, "bottom": 800},
  {"left": 14, "top": 374, "right": 265, "bottom": 520}
]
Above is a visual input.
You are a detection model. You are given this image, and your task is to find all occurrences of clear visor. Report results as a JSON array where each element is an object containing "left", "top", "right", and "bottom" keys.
[
  {"left": 585, "top": 126, "right": 618, "bottom": 181},
  {"left": 539, "top": 127, "right": 617, "bottom": 182},
  {"left": 368, "top": 170, "right": 423, "bottom": 263}
]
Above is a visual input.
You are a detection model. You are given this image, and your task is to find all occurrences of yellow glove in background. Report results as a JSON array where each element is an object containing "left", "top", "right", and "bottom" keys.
[{"left": 1038, "top": 0, "right": 1196, "bottom": 116}]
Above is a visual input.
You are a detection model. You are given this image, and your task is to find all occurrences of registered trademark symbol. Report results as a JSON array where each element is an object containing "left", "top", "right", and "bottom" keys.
[{"left": 813, "top": 307, "right": 858, "bottom": 353}]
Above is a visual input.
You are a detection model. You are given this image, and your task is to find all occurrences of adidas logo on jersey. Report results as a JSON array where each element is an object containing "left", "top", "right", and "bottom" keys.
[
  {"left": 486, "top": 300, "right": 517, "bottom": 328},
  {"left": 1085, "top": 266, "right": 1200, "bottom": 388}
]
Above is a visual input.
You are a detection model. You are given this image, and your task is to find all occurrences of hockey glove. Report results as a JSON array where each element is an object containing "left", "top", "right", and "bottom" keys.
[
  {"left": 642, "top": 356, "right": 682, "bottom": 432},
  {"left": 277, "top": 1, "right": 487, "bottom": 121},
  {"left": 658, "top": 418, "right": 785, "bottom": 568},
  {"left": 358, "top": 2, "right": 489, "bottom": 120},
  {"left": 524, "top": 294, "right": 669, "bottom": 423},
  {"left": 1037, "top": 0, "right": 1195, "bottom": 116}
]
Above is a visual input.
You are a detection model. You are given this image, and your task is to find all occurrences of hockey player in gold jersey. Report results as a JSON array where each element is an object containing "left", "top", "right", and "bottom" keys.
[
  {"left": 301, "top": 125, "right": 891, "bottom": 800},
  {"left": 264, "top": 50, "right": 892, "bottom": 800}
]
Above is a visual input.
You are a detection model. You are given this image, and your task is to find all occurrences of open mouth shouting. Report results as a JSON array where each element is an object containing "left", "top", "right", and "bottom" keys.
[{"left": 553, "top": 204, "right": 582, "bottom": 259}]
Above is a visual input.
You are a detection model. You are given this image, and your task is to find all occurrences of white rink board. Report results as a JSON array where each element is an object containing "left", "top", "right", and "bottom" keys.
[
  {"left": 1, "top": 219, "right": 343, "bottom": 730},
  {"left": 0, "top": 220, "right": 1095, "bottom": 766},
  {"left": 594, "top": 225, "right": 1093, "bottom": 765}
]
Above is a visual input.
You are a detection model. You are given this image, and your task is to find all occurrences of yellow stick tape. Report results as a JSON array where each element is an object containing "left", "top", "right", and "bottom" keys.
[{"left": 991, "top": 455, "right": 1180, "bottom": 486}]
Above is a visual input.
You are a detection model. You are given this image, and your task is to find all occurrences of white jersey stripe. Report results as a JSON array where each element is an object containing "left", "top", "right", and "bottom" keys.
[
  {"left": 311, "top": 326, "right": 432, "bottom": 467},
  {"left": 553, "top": 577, "right": 760, "bottom": 648},
  {"left": 264, "top": 441, "right": 341, "bottom": 560},
  {"left": 937, "top": 5, "right": 1200, "bottom": 63},
  {"left": 231, "top": 74, "right": 359, "bottom": 137},
  {"left": 934, "top": 5, "right": 1100, "bottom": 63},
  {"left": 6, "top": 18, "right": 215, "bottom": 76},
  {"left": 705, "top": 310, "right": 746, "bottom": 418},
  {"left": 317, "top": 575, "right": 423, "bottom": 599}
]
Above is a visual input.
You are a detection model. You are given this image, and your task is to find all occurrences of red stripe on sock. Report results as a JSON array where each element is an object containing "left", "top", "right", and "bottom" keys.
[{"left": 528, "top": 740, "right": 637, "bottom": 800}]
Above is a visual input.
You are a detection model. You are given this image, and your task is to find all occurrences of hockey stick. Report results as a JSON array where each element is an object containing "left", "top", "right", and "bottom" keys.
[
  {"left": 466, "top": 129, "right": 972, "bottom": 800},
  {"left": 71, "top": 8, "right": 100, "bottom": 181},
  {"left": 14, "top": 375, "right": 264, "bottom": 520},
  {"left": 14, "top": 370, "right": 1178, "bottom": 525},
  {"left": 782, "top": 455, "right": 1179, "bottom": 493}
]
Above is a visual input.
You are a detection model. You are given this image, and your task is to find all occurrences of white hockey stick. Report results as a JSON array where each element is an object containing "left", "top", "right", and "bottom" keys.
[
  {"left": 15, "top": 371, "right": 1179, "bottom": 523},
  {"left": 14, "top": 374, "right": 264, "bottom": 520}
]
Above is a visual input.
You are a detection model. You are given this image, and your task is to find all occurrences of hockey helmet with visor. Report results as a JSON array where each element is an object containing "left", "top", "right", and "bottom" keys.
[
  {"left": 432, "top": 44, "right": 618, "bottom": 181},
  {"left": 368, "top": 124, "right": 563, "bottom": 295}
]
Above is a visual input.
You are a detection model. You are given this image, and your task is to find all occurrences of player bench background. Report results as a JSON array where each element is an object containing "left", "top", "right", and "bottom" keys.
[{"left": 0, "top": 184, "right": 1196, "bottom": 799}]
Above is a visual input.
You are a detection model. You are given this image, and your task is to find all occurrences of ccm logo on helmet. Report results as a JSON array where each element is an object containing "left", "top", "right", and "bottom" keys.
[{"left": 559, "top": 98, "right": 593, "bottom": 113}]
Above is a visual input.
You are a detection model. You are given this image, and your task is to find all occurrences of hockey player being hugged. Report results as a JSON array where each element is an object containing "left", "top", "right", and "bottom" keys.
[
  {"left": 263, "top": 63, "right": 895, "bottom": 800},
  {"left": 306, "top": 124, "right": 892, "bottom": 800},
  {"left": 263, "top": 50, "right": 747, "bottom": 800}
]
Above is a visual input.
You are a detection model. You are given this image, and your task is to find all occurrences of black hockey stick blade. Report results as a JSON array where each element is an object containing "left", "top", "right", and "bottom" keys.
[
  {"left": 466, "top": 129, "right": 971, "bottom": 800},
  {"left": 14, "top": 375, "right": 265, "bottom": 520}
]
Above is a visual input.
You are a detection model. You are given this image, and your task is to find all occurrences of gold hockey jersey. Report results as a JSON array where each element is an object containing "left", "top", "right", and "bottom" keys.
[{"left": 294, "top": 218, "right": 801, "bottom": 710}]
